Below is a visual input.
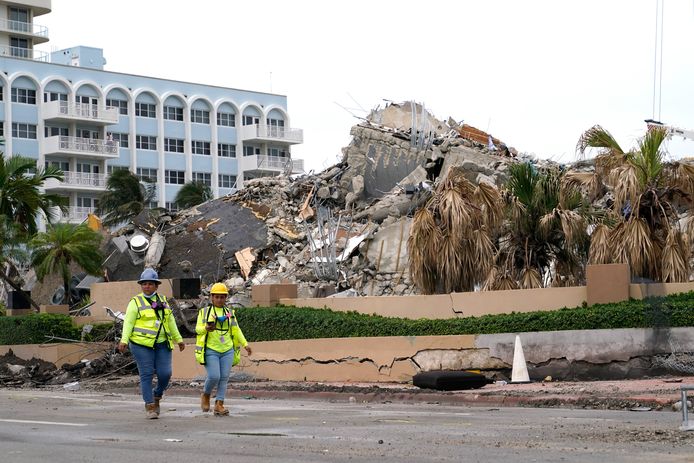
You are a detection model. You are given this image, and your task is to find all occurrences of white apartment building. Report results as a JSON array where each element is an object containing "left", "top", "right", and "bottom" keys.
[{"left": 0, "top": 0, "right": 303, "bottom": 221}]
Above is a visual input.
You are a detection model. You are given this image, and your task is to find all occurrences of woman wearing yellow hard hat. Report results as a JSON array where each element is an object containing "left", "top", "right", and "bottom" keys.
[{"left": 194, "top": 282, "right": 252, "bottom": 415}]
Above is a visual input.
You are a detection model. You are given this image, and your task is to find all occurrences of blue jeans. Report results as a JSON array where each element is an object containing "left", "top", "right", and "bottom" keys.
[
  {"left": 203, "top": 347, "right": 234, "bottom": 401},
  {"left": 130, "top": 342, "right": 172, "bottom": 404}
]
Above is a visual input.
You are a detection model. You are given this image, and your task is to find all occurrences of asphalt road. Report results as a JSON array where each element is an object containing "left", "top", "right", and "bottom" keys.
[{"left": 0, "top": 389, "right": 692, "bottom": 462}]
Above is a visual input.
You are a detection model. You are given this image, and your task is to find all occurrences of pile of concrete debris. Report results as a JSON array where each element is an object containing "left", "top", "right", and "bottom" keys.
[
  {"left": 26, "top": 101, "right": 562, "bottom": 306},
  {"left": 0, "top": 349, "right": 136, "bottom": 388}
]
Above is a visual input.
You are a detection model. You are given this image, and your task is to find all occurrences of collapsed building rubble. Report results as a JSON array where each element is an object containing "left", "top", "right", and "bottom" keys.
[{"left": 21, "top": 100, "right": 562, "bottom": 312}]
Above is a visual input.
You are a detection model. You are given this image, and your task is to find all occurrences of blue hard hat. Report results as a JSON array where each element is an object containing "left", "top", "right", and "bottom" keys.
[{"left": 137, "top": 268, "right": 161, "bottom": 284}]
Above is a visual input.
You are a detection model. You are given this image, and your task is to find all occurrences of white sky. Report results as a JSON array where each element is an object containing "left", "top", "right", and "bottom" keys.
[{"left": 39, "top": 0, "right": 694, "bottom": 172}]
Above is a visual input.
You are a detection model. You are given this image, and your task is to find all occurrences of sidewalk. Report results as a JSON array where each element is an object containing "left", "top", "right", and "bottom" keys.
[{"left": 87, "top": 375, "right": 693, "bottom": 411}]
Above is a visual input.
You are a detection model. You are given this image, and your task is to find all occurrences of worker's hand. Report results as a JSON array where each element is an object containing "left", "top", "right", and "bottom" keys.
[
  {"left": 244, "top": 345, "right": 252, "bottom": 356},
  {"left": 205, "top": 323, "right": 215, "bottom": 332},
  {"left": 117, "top": 342, "right": 128, "bottom": 353},
  {"left": 178, "top": 342, "right": 186, "bottom": 352}
]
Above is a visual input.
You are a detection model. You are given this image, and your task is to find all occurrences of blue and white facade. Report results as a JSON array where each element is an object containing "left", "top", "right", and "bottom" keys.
[{"left": 0, "top": 1, "right": 303, "bottom": 222}]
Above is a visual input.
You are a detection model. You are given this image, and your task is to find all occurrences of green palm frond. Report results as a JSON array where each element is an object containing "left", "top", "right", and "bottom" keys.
[
  {"left": 576, "top": 125, "right": 625, "bottom": 160},
  {"left": 174, "top": 181, "right": 212, "bottom": 210}
]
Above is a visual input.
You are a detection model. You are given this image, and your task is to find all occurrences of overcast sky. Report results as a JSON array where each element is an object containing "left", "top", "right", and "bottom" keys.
[{"left": 39, "top": 1, "right": 694, "bottom": 172}]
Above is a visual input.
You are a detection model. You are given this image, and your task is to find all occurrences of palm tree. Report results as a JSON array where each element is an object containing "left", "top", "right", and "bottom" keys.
[
  {"left": 568, "top": 125, "right": 694, "bottom": 282},
  {"left": 96, "top": 169, "right": 156, "bottom": 225},
  {"left": 30, "top": 223, "right": 104, "bottom": 305},
  {"left": 408, "top": 166, "right": 503, "bottom": 294},
  {"left": 0, "top": 152, "right": 66, "bottom": 234},
  {"left": 485, "top": 163, "right": 596, "bottom": 290},
  {"left": 174, "top": 180, "right": 212, "bottom": 209},
  {"left": 0, "top": 215, "right": 41, "bottom": 311}
]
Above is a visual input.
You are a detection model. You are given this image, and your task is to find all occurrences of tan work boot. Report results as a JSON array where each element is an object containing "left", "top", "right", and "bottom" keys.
[
  {"left": 145, "top": 403, "right": 158, "bottom": 419},
  {"left": 214, "top": 399, "right": 229, "bottom": 416},
  {"left": 153, "top": 396, "right": 162, "bottom": 416},
  {"left": 200, "top": 393, "right": 211, "bottom": 412}
]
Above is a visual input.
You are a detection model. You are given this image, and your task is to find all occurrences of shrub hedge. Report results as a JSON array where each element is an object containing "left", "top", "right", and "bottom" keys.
[
  {"left": 1, "top": 292, "right": 693, "bottom": 345},
  {"left": 236, "top": 292, "right": 694, "bottom": 342}
]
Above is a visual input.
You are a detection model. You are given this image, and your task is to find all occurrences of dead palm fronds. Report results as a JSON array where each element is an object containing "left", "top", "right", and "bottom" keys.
[
  {"left": 661, "top": 229, "right": 689, "bottom": 283},
  {"left": 519, "top": 267, "right": 542, "bottom": 289},
  {"left": 407, "top": 167, "right": 503, "bottom": 294},
  {"left": 588, "top": 224, "right": 611, "bottom": 264}
]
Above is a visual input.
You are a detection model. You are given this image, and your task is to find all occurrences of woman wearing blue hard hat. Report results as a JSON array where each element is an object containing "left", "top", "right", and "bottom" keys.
[{"left": 118, "top": 268, "right": 185, "bottom": 419}]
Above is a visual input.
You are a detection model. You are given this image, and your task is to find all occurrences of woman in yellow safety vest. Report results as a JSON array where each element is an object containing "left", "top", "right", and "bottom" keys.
[
  {"left": 195, "top": 282, "right": 251, "bottom": 416},
  {"left": 118, "top": 268, "right": 185, "bottom": 419}
]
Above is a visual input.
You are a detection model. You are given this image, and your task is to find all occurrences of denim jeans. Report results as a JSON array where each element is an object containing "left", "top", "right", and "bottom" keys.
[
  {"left": 203, "top": 347, "right": 234, "bottom": 401},
  {"left": 130, "top": 341, "right": 172, "bottom": 404}
]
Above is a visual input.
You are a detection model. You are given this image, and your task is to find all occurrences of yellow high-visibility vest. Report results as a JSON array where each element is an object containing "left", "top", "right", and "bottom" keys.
[{"left": 129, "top": 294, "right": 175, "bottom": 349}]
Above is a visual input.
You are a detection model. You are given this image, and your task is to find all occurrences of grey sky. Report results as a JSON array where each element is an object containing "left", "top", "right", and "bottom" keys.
[{"left": 40, "top": 0, "right": 694, "bottom": 172}]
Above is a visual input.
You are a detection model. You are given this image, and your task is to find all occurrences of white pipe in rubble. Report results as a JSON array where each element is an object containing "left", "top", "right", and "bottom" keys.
[{"left": 144, "top": 232, "right": 166, "bottom": 268}]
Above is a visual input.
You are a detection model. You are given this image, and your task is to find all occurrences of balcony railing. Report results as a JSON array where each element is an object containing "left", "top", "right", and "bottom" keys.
[
  {"left": 0, "top": 18, "right": 48, "bottom": 42},
  {"left": 43, "top": 100, "right": 120, "bottom": 124},
  {"left": 246, "top": 155, "right": 304, "bottom": 174},
  {"left": 240, "top": 124, "right": 303, "bottom": 144},
  {"left": 64, "top": 206, "right": 95, "bottom": 222},
  {"left": 0, "top": 45, "right": 48, "bottom": 61},
  {"left": 62, "top": 171, "right": 107, "bottom": 188},
  {"left": 44, "top": 136, "right": 120, "bottom": 159}
]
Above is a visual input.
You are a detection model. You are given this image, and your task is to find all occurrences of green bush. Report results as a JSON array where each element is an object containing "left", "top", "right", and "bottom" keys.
[
  {"left": 0, "top": 313, "right": 80, "bottom": 345},
  {"left": 236, "top": 293, "right": 694, "bottom": 342}
]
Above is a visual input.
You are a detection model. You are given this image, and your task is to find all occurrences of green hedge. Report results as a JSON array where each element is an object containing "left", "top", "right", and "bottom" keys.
[
  {"left": 0, "top": 314, "right": 80, "bottom": 345},
  {"left": 2, "top": 292, "right": 693, "bottom": 345},
  {"left": 237, "top": 292, "right": 694, "bottom": 342}
]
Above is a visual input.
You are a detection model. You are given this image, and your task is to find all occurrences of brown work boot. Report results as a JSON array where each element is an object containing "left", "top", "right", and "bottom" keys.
[
  {"left": 145, "top": 403, "right": 158, "bottom": 419},
  {"left": 153, "top": 396, "right": 162, "bottom": 416},
  {"left": 214, "top": 399, "right": 229, "bottom": 416},
  {"left": 200, "top": 393, "right": 211, "bottom": 412}
]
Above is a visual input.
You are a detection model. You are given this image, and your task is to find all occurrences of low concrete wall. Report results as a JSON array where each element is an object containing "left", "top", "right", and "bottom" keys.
[
  {"left": 89, "top": 279, "right": 175, "bottom": 321},
  {"left": 283, "top": 286, "right": 588, "bottom": 319},
  {"left": 282, "top": 280, "right": 694, "bottom": 320},
  {"left": 0, "top": 342, "right": 110, "bottom": 366},
  {"left": 6, "top": 328, "right": 692, "bottom": 382}
]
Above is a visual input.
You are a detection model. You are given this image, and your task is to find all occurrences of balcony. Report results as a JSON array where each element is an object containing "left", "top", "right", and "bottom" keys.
[
  {"left": 242, "top": 155, "right": 304, "bottom": 175},
  {"left": 44, "top": 136, "right": 120, "bottom": 160},
  {"left": 60, "top": 206, "right": 95, "bottom": 223},
  {"left": 0, "top": 45, "right": 48, "bottom": 61},
  {"left": 240, "top": 124, "right": 303, "bottom": 145},
  {"left": 0, "top": 18, "right": 49, "bottom": 44},
  {"left": 44, "top": 172, "right": 107, "bottom": 192},
  {"left": 43, "top": 101, "right": 120, "bottom": 125}
]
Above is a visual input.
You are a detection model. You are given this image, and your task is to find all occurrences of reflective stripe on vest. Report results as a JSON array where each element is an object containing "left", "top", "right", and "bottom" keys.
[{"left": 133, "top": 327, "right": 158, "bottom": 336}]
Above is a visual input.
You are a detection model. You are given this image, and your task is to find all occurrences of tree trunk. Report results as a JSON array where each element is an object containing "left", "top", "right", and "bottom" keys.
[{"left": 0, "top": 266, "right": 41, "bottom": 312}]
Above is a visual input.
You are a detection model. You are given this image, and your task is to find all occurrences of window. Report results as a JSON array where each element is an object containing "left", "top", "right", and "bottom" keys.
[
  {"left": 76, "top": 197, "right": 99, "bottom": 209},
  {"left": 44, "top": 126, "right": 69, "bottom": 137},
  {"left": 267, "top": 118, "right": 286, "bottom": 137},
  {"left": 145, "top": 200, "right": 159, "bottom": 210},
  {"left": 218, "top": 174, "right": 237, "bottom": 189},
  {"left": 106, "top": 98, "right": 128, "bottom": 115},
  {"left": 136, "top": 167, "right": 158, "bottom": 182},
  {"left": 243, "top": 115, "right": 259, "bottom": 126},
  {"left": 217, "top": 112, "right": 235, "bottom": 127},
  {"left": 0, "top": 123, "right": 4, "bottom": 137},
  {"left": 243, "top": 145, "right": 260, "bottom": 156},
  {"left": 76, "top": 129, "right": 99, "bottom": 139},
  {"left": 163, "top": 106, "right": 183, "bottom": 121},
  {"left": 46, "top": 161, "right": 70, "bottom": 172},
  {"left": 12, "top": 123, "right": 36, "bottom": 139},
  {"left": 165, "top": 170, "right": 185, "bottom": 185},
  {"left": 135, "top": 102, "right": 156, "bottom": 118},
  {"left": 9, "top": 7, "right": 29, "bottom": 32},
  {"left": 164, "top": 138, "right": 184, "bottom": 153},
  {"left": 0, "top": 87, "right": 3, "bottom": 101},
  {"left": 10, "top": 37, "right": 28, "bottom": 58},
  {"left": 165, "top": 202, "right": 179, "bottom": 213},
  {"left": 193, "top": 172, "right": 211, "bottom": 186},
  {"left": 191, "top": 140, "right": 210, "bottom": 155},
  {"left": 191, "top": 109, "right": 210, "bottom": 124},
  {"left": 217, "top": 143, "right": 236, "bottom": 158},
  {"left": 111, "top": 132, "right": 129, "bottom": 148},
  {"left": 44, "top": 92, "right": 68, "bottom": 103},
  {"left": 135, "top": 135, "right": 157, "bottom": 150},
  {"left": 268, "top": 147, "right": 288, "bottom": 157},
  {"left": 107, "top": 165, "right": 129, "bottom": 174},
  {"left": 11, "top": 87, "right": 36, "bottom": 104}
]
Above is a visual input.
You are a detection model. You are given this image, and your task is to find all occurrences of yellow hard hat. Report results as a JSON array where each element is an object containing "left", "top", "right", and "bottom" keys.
[{"left": 210, "top": 283, "right": 229, "bottom": 295}]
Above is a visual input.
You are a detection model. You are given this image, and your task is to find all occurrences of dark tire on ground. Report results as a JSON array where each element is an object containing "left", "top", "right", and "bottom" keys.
[{"left": 413, "top": 370, "right": 492, "bottom": 391}]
